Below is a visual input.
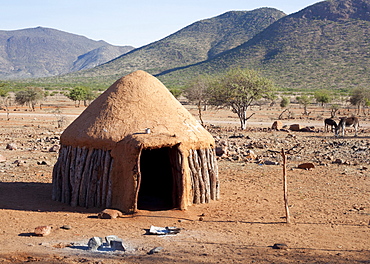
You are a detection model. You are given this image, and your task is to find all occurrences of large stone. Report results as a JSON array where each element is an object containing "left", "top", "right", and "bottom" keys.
[
  {"left": 34, "top": 226, "right": 52, "bottom": 236},
  {"left": 88, "top": 237, "right": 103, "bottom": 251},
  {"left": 298, "top": 163, "right": 315, "bottom": 170},
  {"left": 289, "top": 124, "right": 301, "bottom": 131},
  {"left": 272, "top": 121, "right": 283, "bottom": 130},
  {"left": 98, "top": 209, "right": 123, "bottom": 219},
  {"left": 110, "top": 239, "right": 126, "bottom": 251}
]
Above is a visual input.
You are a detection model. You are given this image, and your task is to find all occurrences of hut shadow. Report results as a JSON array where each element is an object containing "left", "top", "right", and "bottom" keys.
[{"left": 0, "top": 182, "right": 96, "bottom": 213}]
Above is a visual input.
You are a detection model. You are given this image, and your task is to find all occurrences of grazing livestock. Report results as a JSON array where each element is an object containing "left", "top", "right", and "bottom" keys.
[
  {"left": 324, "top": 118, "right": 337, "bottom": 132},
  {"left": 335, "top": 117, "right": 359, "bottom": 137}
]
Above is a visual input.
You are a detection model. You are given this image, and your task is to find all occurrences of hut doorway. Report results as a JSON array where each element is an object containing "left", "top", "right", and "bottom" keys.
[{"left": 138, "top": 147, "right": 175, "bottom": 210}]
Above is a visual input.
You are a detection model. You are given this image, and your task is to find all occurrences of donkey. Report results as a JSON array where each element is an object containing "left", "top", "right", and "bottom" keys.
[
  {"left": 335, "top": 117, "right": 359, "bottom": 137},
  {"left": 324, "top": 118, "right": 337, "bottom": 132}
]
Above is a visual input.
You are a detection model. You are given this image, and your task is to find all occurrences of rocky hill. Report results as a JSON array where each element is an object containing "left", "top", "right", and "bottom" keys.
[
  {"left": 0, "top": 27, "right": 134, "bottom": 79},
  {"left": 51, "top": 8, "right": 286, "bottom": 85},
  {"left": 158, "top": 0, "right": 370, "bottom": 90}
]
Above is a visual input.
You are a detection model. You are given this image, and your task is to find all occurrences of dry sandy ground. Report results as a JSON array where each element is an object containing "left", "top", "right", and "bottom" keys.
[{"left": 0, "top": 102, "right": 369, "bottom": 263}]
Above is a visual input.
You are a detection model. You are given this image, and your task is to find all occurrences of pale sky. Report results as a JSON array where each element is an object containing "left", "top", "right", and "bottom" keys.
[{"left": 2, "top": 0, "right": 321, "bottom": 48}]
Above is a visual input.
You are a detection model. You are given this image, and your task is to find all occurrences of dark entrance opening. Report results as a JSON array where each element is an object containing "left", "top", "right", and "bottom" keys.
[{"left": 138, "top": 147, "right": 174, "bottom": 210}]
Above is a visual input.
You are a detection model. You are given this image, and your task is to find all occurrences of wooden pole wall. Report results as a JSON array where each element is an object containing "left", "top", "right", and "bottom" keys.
[
  {"left": 52, "top": 145, "right": 114, "bottom": 208},
  {"left": 188, "top": 148, "right": 219, "bottom": 204}
]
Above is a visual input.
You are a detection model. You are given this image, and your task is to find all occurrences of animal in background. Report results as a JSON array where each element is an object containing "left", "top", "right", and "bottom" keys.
[
  {"left": 324, "top": 118, "right": 337, "bottom": 132},
  {"left": 335, "top": 117, "right": 359, "bottom": 137}
]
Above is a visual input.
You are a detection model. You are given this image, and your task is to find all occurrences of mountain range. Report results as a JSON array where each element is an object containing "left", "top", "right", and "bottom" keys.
[
  {"left": 158, "top": 0, "right": 370, "bottom": 91},
  {"left": 2, "top": 0, "right": 370, "bottom": 92},
  {"left": 0, "top": 27, "right": 134, "bottom": 79},
  {"left": 63, "top": 7, "right": 285, "bottom": 85}
]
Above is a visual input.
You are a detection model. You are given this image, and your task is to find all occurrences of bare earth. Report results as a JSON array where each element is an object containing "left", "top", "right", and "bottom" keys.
[{"left": 0, "top": 100, "right": 369, "bottom": 263}]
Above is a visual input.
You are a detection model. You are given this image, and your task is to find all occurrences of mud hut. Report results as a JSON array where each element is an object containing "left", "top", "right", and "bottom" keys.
[{"left": 52, "top": 70, "right": 219, "bottom": 213}]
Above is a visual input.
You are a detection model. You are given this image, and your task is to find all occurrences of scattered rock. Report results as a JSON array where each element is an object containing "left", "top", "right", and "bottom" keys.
[
  {"left": 263, "top": 160, "right": 279, "bottom": 165},
  {"left": 110, "top": 239, "right": 126, "bottom": 251},
  {"left": 300, "top": 126, "right": 315, "bottom": 132},
  {"left": 13, "top": 160, "right": 26, "bottom": 166},
  {"left": 215, "top": 146, "right": 228, "bottom": 157},
  {"left": 6, "top": 143, "right": 17, "bottom": 150},
  {"left": 49, "top": 145, "right": 60, "bottom": 152},
  {"left": 333, "top": 159, "right": 345, "bottom": 164},
  {"left": 34, "top": 226, "right": 52, "bottom": 237},
  {"left": 272, "top": 121, "right": 283, "bottom": 130},
  {"left": 289, "top": 124, "right": 301, "bottom": 131},
  {"left": 272, "top": 243, "right": 288, "bottom": 250},
  {"left": 61, "top": 225, "right": 71, "bottom": 230},
  {"left": 0, "top": 154, "right": 6, "bottom": 162},
  {"left": 87, "top": 237, "right": 103, "bottom": 251},
  {"left": 37, "top": 161, "right": 48, "bottom": 165},
  {"left": 244, "top": 150, "right": 257, "bottom": 161},
  {"left": 352, "top": 205, "right": 365, "bottom": 211},
  {"left": 229, "top": 134, "right": 244, "bottom": 139},
  {"left": 298, "top": 163, "right": 315, "bottom": 170},
  {"left": 148, "top": 247, "right": 163, "bottom": 255},
  {"left": 98, "top": 209, "right": 123, "bottom": 219}
]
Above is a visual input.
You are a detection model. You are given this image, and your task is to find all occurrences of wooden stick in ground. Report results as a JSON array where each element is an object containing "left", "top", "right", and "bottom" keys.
[{"left": 281, "top": 148, "right": 291, "bottom": 224}]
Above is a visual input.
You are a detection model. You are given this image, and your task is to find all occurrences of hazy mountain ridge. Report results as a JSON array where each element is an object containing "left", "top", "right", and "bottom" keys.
[{"left": 0, "top": 27, "right": 134, "bottom": 79}]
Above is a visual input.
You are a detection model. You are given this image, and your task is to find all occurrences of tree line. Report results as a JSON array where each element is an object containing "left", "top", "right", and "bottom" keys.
[
  {"left": 180, "top": 68, "right": 370, "bottom": 129},
  {"left": 1, "top": 68, "right": 369, "bottom": 128},
  {"left": 0, "top": 85, "right": 97, "bottom": 112}
]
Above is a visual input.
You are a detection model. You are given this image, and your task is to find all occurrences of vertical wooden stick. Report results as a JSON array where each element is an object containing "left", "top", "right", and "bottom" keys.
[{"left": 281, "top": 148, "right": 291, "bottom": 224}]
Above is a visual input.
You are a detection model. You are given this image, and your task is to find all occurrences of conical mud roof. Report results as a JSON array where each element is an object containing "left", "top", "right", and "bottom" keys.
[{"left": 61, "top": 70, "right": 214, "bottom": 150}]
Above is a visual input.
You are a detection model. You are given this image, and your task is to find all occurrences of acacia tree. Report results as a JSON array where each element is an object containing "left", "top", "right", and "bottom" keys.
[
  {"left": 67, "top": 86, "right": 96, "bottom": 107},
  {"left": 314, "top": 89, "right": 332, "bottom": 106},
  {"left": 296, "top": 95, "right": 312, "bottom": 116},
  {"left": 349, "top": 87, "right": 370, "bottom": 115},
  {"left": 83, "top": 88, "right": 96, "bottom": 106},
  {"left": 168, "top": 87, "right": 183, "bottom": 99},
  {"left": 208, "top": 68, "right": 275, "bottom": 130},
  {"left": 184, "top": 75, "right": 211, "bottom": 126},
  {"left": 278, "top": 96, "right": 291, "bottom": 120},
  {"left": 15, "top": 87, "right": 44, "bottom": 111},
  {"left": 330, "top": 104, "right": 340, "bottom": 118}
]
